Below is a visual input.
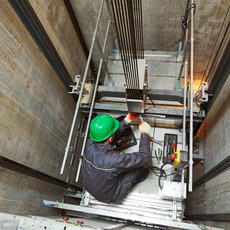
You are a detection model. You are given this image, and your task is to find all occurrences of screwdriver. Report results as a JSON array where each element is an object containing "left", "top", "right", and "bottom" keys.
[
  {"left": 140, "top": 114, "right": 163, "bottom": 146},
  {"left": 139, "top": 114, "right": 144, "bottom": 124}
]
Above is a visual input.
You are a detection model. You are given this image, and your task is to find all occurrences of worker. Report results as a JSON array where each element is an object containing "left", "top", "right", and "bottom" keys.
[{"left": 82, "top": 113, "right": 151, "bottom": 203}]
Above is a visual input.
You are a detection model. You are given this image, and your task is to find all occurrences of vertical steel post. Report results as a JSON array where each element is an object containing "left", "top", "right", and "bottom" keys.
[
  {"left": 182, "top": 60, "right": 188, "bottom": 150},
  {"left": 181, "top": 31, "right": 188, "bottom": 197},
  {"left": 189, "top": 0, "right": 194, "bottom": 192},
  {"left": 181, "top": 168, "right": 185, "bottom": 198},
  {"left": 60, "top": 0, "right": 104, "bottom": 174},
  {"left": 75, "top": 20, "right": 111, "bottom": 182},
  {"left": 182, "top": 29, "right": 188, "bottom": 150}
]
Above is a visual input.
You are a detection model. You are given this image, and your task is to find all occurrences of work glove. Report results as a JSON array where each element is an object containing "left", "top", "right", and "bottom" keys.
[
  {"left": 139, "top": 122, "right": 151, "bottom": 134},
  {"left": 124, "top": 112, "right": 139, "bottom": 124}
]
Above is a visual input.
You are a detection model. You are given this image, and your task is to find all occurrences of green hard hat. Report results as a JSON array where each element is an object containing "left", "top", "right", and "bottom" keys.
[{"left": 90, "top": 114, "right": 119, "bottom": 142}]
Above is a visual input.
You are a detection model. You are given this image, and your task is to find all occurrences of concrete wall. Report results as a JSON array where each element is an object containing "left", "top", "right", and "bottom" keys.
[
  {"left": 0, "top": 0, "right": 86, "bottom": 215},
  {"left": 70, "top": 0, "right": 230, "bottom": 83},
  {"left": 199, "top": 74, "right": 230, "bottom": 172},
  {"left": 0, "top": 167, "right": 64, "bottom": 216},
  {"left": 186, "top": 74, "right": 230, "bottom": 227},
  {"left": 28, "top": 0, "right": 87, "bottom": 79},
  {"left": 70, "top": 0, "right": 115, "bottom": 70}
]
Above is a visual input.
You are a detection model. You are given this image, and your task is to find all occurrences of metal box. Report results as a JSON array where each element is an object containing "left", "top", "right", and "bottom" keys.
[{"left": 162, "top": 181, "right": 187, "bottom": 200}]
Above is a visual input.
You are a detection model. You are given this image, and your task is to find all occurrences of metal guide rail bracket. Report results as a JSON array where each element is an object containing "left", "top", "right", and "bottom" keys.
[{"left": 69, "top": 75, "right": 81, "bottom": 94}]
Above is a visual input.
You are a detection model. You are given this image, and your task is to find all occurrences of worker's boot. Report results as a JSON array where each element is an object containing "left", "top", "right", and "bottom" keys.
[{"left": 134, "top": 168, "right": 149, "bottom": 185}]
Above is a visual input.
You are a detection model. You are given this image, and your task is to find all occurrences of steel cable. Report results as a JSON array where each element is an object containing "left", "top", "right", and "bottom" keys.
[{"left": 111, "top": 0, "right": 144, "bottom": 89}]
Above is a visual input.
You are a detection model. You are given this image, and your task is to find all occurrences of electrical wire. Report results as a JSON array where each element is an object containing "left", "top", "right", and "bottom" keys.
[
  {"left": 159, "top": 163, "right": 169, "bottom": 190},
  {"left": 149, "top": 163, "right": 174, "bottom": 190}
]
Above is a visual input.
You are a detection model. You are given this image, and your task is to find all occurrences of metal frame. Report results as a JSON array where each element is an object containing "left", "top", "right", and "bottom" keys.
[
  {"left": 182, "top": 29, "right": 189, "bottom": 150},
  {"left": 75, "top": 19, "right": 112, "bottom": 182},
  {"left": 43, "top": 200, "right": 205, "bottom": 230},
  {"left": 60, "top": 0, "right": 105, "bottom": 174},
  {"left": 81, "top": 103, "right": 204, "bottom": 121},
  {"left": 189, "top": 0, "right": 194, "bottom": 192},
  {"left": 60, "top": 0, "right": 197, "bottom": 216},
  {"left": 97, "top": 86, "right": 185, "bottom": 104}
]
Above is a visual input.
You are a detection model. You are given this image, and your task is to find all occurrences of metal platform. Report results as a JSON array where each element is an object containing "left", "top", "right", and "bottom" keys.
[
  {"left": 43, "top": 126, "right": 217, "bottom": 230},
  {"left": 76, "top": 126, "right": 185, "bottom": 223},
  {"left": 43, "top": 199, "right": 219, "bottom": 230},
  {"left": 80, "top": 171, "right": 183, "bottom": 220}
]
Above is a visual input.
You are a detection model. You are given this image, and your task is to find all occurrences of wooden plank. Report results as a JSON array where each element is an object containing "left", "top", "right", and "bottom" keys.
[
  {"left": 0, "top": 1, "right": 77, "bottom": 181},
  {"left": 0, "top": 166, "right": 64, "bottom": 216}
]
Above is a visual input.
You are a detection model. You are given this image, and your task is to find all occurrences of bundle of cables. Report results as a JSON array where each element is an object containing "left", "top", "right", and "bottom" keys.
[{"left": 150, "top": 163, "right": 175, "bottom": 190}]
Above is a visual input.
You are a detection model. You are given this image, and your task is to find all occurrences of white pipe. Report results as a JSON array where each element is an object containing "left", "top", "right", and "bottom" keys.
[
  {"left": 189, "top": 0, "right": 194, "bottom": 192},
  {"left": 182, "top": 29, "right": 188, "bottom": 150},
  {"left": 75, "top": 20, "right": 111, "bottom": 182},
  {"left": 60, "top": 0, "right": 104, "bottom": 174},
  {"left": 182, "top": 60, "right": 188, "bottom": 150},
  {"left": 181, "top": 168, "right": 185, "bottom": 198}
]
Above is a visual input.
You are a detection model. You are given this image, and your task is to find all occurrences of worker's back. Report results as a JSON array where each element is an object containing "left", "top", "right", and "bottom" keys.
[
  {"left": 82, "top": 135, "right": 150, "bottom": 203},
  {"left": 82, "top": 138, "right": 128, "bottom": 203}
]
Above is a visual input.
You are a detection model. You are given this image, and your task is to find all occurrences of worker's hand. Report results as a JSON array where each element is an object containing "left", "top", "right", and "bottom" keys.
[
  {"left": 139, "top": 122, "right": 151, "bottom": 134},
  {"left": 124, "top": 112, "right": 139, "bottom": 124}
]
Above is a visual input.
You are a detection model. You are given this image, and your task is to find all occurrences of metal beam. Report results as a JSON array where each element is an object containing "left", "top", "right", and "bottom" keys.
[
  {"left": 147, "top": 90, "right": 184, "bottom": 104},
  {"left": 9, "top": 0, "right": 74, "bottom": 98},
  {"left": 75, "top": 20, "right": 111, "bottom": 182},
  {"left": 81, "top": 103, "right": 204, "bottom": 121},
  {"left": 97, "top": 86, "right": 184, "bottom": 104}
]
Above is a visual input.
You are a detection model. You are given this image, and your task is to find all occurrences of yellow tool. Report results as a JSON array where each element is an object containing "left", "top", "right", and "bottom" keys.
[
  {"left": 171, "top": 150, "right": 188, "bottom": 169},
  {"left": 172, "top": 150, "right": 181, "bottom": 168}
]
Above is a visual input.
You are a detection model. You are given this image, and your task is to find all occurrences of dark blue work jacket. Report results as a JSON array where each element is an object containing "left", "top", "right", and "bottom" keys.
[{"left": 82, "top": 120, "right": 150, "bottom": 203}]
